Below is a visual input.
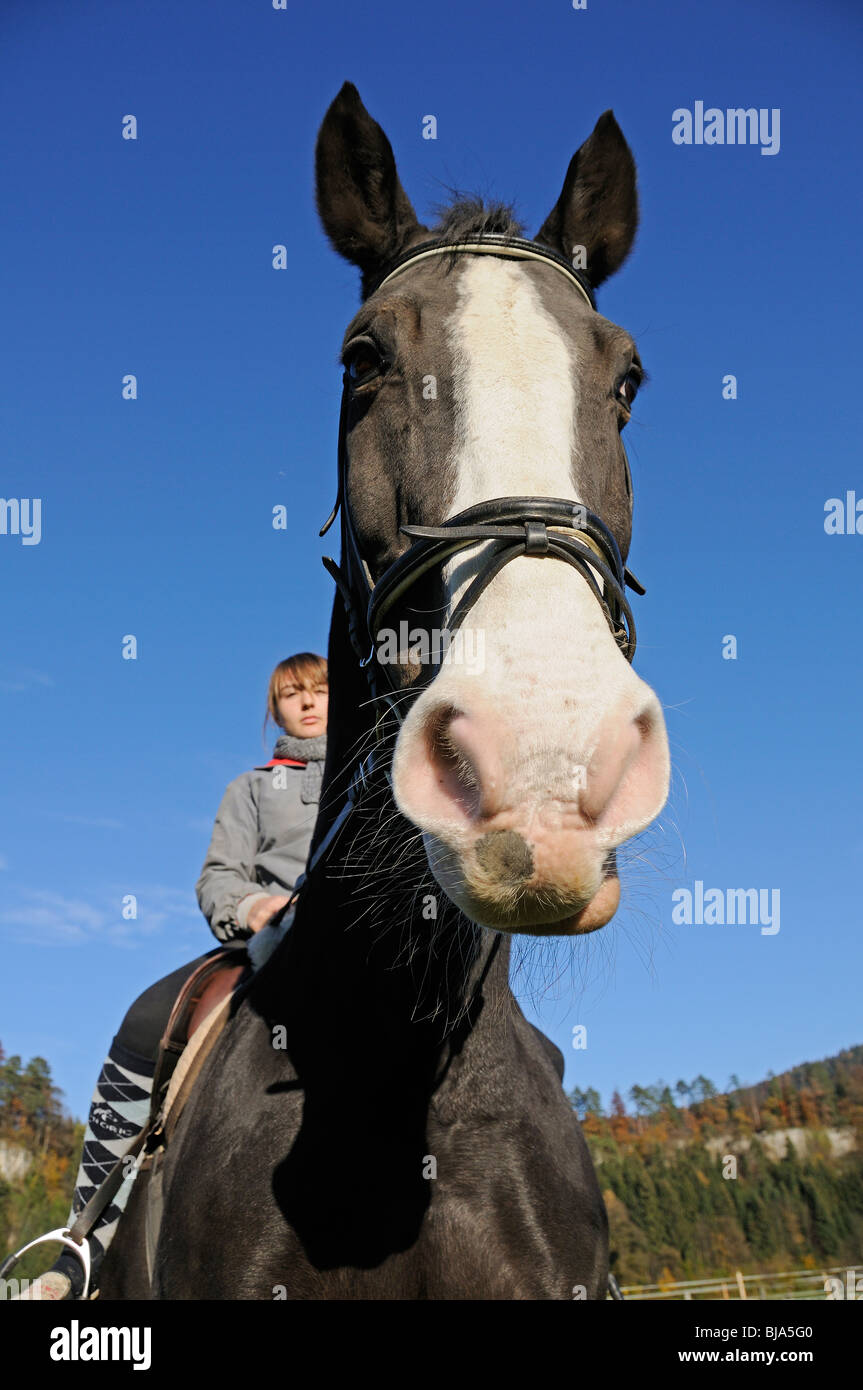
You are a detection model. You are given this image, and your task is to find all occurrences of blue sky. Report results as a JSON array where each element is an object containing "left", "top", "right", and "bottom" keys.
[{"left": 1, "top": 0, "right": 861, "bottom": 1122}]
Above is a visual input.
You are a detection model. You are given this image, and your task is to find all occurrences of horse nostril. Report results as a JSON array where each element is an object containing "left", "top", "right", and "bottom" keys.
[
  {"left": 475, "top": 829, "right": 534, "bottom": 885},
  {"left": 424, "top": 705, "right": 482, "bottom": 819}
]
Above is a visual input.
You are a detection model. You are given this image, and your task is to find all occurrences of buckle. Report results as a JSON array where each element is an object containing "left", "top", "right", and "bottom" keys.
[{"left": 523, "top": 521, "right": 549, "bottom": 555}]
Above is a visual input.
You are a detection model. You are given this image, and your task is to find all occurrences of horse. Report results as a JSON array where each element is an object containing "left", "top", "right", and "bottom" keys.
[{"left": 99, "top": 81, "right": 670, "bottom": 1300}]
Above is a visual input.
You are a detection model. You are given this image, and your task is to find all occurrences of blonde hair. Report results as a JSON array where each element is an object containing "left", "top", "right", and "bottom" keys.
[{"left": 264, "top": 653, "right": 328, "bottom": 736}]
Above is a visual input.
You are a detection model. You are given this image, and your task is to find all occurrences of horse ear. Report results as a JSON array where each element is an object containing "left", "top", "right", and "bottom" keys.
[
  {"left": 535, "top": 111, "right": 638, "bottom": 288},
  {"left": 315, "top": 83, "right": 425, "bottom": 289}
]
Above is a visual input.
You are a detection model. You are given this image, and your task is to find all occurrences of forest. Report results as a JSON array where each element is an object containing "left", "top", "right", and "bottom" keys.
[
  {"left": 570, "top": 1044, "right": 863, "bottom": 1284},
  {"left": 0, "top": 1047, "right": 83, "bottom": 1282}
]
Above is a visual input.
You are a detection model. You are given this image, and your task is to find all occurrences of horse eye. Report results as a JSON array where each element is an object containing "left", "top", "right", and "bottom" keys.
[
  {"left": 617, "top": 370, "right": 640, "bottom": 409},
  {"left": 344, "top": 339, "right": 384, "bottom": 385}
]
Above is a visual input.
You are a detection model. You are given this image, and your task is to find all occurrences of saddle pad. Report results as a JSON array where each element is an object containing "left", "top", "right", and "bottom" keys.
[{"left": 161, "top": 990, "right": 234, "bottom": 1140}]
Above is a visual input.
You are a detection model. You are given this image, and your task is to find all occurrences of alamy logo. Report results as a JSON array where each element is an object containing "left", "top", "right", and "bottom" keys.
[
  {"left": 49, "top": 1319, "right": 151, "bottom": 1370},
  {"left": 824, "top": 1270, "right": 863, "bottom": 1300},
  {"left": 0, "top": 497, "right": 41, "bottom": 545},
  {"left": 824, "top": 492, "right": 863, "bottom": 534},
  {"left": 375, "top": 622, "right": 485, "bottom": 674},
  {"left": 672, "top": 103, "right": 780, "bottom": 156},
  {"left": 672, "top": 880, "right": 780, "bottom": 935}
]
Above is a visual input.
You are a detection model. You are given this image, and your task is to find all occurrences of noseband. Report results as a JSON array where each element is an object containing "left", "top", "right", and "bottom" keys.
[{"left": 320, "top": 234, "right": 645, "bottom": 717}]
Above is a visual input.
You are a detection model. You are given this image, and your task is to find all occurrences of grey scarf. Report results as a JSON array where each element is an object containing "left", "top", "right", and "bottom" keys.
[{"left": 273, "top": 733, "right": 327, "bottom": 804}]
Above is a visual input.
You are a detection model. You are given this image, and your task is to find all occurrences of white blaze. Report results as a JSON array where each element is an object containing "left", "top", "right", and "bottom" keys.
[
  {"left": 445, "top": 260, "right": 589, "bottom": 616},
  {"left": 391, "top": 256, "right": 671, "bottom": 920},
  {"left": 448, "top": 261, "right": 582, "bottom": 517},
  {"left": 430, "top": 259, "right": 636, "bottom": 782}
]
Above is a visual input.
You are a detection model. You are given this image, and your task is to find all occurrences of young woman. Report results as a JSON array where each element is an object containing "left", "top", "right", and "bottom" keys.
[{"left": 23, "top": 653, "right": 328, "bottom": 1300}]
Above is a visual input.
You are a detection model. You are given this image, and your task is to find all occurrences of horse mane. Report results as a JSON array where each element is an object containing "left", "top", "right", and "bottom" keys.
[{"left": 429, "top": 195, "right": 526, "bottom": 243}]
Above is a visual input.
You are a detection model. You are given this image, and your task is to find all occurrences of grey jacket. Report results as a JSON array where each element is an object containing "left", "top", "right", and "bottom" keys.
[{"left": 196, "top": 757, "right": 321, "bottom": 943}]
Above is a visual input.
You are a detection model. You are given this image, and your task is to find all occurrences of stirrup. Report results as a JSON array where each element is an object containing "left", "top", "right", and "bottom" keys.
[{"left": 0, "top": 1228, "right": 92, "bottom": 1300}]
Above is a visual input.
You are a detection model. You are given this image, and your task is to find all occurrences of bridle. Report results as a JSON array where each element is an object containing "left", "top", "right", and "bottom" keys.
[
  {"left": 307, "top": 233, "right": 647, "bottom": 873},
  {"left": 320, "top": 233, "right": 645, "bottom": 716}
]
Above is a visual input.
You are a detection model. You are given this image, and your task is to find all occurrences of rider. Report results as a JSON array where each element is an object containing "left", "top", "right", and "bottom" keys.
[{"left": 22, "top": 652, "right": 328, "bottom": 1300}]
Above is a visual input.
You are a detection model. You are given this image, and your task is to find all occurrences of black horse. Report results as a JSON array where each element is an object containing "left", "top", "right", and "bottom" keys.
[{"left": 100, "top": 82, "right": 669, "bottom": 1300}]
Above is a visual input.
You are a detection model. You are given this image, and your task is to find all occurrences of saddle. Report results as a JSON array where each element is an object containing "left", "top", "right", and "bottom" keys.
[{"left": 149, "top": 946, "right": 249, "bottom": 1124}]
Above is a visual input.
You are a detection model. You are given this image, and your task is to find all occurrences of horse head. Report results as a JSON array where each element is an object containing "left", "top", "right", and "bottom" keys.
[{"left": 315, "top": 83, "right": 669, "bottom": 938}]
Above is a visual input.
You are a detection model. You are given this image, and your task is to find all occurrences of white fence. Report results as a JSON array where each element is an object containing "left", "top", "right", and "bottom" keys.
[{"left": 615, "top": 1264, "right": 862, "bottom": 1300}]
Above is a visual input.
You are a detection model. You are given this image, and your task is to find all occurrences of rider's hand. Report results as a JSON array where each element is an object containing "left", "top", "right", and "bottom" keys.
[{"left": 246, "top": 894, "right": 291, "bottom": 934}]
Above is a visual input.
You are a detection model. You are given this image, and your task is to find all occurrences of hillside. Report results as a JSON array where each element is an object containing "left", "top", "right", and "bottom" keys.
[
  {"left": 0, "top": 1046, "right": 84, "bottom": 1283},
  {"left": 570, "top": 1045, "right": 863, "bottom": 1284}
]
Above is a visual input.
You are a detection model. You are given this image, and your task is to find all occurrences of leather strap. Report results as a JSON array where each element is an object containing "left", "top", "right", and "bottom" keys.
[
  {"left": 369, "top": 234, "right": 597, "bottom": 310},
  {"left": 66, "top": 1128, "right": 148, "bottom": 1247},
  {"left": 144, "top": 1153, "right": 164, "bottom": 1285}
]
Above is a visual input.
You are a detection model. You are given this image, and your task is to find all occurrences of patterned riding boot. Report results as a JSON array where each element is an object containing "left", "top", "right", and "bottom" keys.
[{"left": 18, "top": 1037, "right": 154, "bottom": 1300}]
